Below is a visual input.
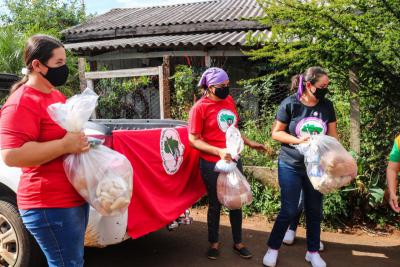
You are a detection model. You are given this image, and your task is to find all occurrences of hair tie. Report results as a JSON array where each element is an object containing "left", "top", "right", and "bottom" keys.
[
  {"left": 21, "top": 68, "right": 29, "bottom": 75},
  {"left": 297, "top": 75, "right": 304, "bottom": 100}
]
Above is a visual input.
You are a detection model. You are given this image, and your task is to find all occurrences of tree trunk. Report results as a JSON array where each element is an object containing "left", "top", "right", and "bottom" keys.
[
  {"left": 78, "top": 57, "right": 87, "bottom": 92},
  {"left": 349, "top": 68, "right": 361, "bottom": 154},
  {"left": 159, "top": 56, "right": 171, "bottom": 119}
]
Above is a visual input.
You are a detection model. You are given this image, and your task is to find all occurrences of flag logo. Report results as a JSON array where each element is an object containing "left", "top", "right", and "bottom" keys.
[{"left": 160, "top": 128, "right": 185, "bottom": 175}]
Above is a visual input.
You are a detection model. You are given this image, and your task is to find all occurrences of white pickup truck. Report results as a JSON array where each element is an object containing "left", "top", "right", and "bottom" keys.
[{"left": 0, "top": 118, "right": 192, "bottom": 267}]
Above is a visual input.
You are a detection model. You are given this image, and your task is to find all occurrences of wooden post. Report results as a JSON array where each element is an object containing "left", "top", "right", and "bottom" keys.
[
  {"left": 78, "top": 57, "right": 87, "bottom": 92},
  {"left": 158, "top": 66, "right": 164, "bottom": 119},
  {"left": 159, "top": 56, "right": 171, "bottom": 119},
  {"left": 205, "top": 52, "right": 211, "bottom": 67},
  {"left": 349, "top": 68, "right": 360, "bottom": 154}
]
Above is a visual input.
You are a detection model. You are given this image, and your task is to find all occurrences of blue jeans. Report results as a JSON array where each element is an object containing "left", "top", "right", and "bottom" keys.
[
  {"left": 289, "top": 191, "right": 304, "bottom": 231},
  {"left": 20, "top": 203, "right": 89, "bottom": 267},
  {"left": 267, "top": 160, "right": 323, "bottom": 252}
]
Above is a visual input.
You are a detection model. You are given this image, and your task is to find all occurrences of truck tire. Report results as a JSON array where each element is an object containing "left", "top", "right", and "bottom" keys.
[{"left": 0, "top": 197, "right": 45, "bottom": 267}]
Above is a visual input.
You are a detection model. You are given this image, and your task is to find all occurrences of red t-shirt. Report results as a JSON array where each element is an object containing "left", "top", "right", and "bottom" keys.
[
  {"left": 0, "top": 85, "right": 85, "bottom": 209},
  {"left": 188, "top": 95, "right": 239, "bottom": 162}
]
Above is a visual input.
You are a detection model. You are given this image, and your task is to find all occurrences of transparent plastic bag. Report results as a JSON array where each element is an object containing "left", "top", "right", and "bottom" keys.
[
  {"left": 225, "top": 124, "right": 244, "bottom": 160},
  {"left": 214, "top": 125, "right": 252, "bottom": 209},
  {"left": 63, "top": 144, "right": 133, "bottom": 216},
  {"left": 85, "top": 208, "right": 129, "bottom": 247},
  {"left": 47, "top": 88, "right": 98, "bottom": 132},
  {"left": 295, "top": 135, "right": 357, "bottom": 194},
  {"left": 217, "top": 168, "right": 253, "bottom": 210},
  {"left": 214, "top": 125, "right": 244, "bottom": 173},
  {"left": 48, "top": 88, "right": 134, "bottom": 216}
]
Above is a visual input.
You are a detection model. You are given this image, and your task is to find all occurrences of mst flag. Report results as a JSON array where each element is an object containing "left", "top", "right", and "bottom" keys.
[{"left": 112, "top": 126, "right": 205, "bottom": 238}]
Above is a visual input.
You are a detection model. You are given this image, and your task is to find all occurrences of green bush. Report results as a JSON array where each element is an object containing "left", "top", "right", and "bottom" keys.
[
  {"left": 96, "top": 76, "right": 151, "bottom": 119},
  {"left": 242, "top": 176, "right": 281, "bottom": 219},
  {"left": 170, "top": 65, "right": 202, "bottom": 121}
]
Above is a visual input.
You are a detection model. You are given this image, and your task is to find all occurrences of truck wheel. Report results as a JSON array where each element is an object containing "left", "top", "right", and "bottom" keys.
[{"left": 0, "top": 197, "right": 45, "bottom": 267}]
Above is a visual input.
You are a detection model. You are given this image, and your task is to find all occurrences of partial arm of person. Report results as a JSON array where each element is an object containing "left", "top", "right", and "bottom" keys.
[
  {"left": 2, "top": 132, "right": 90, "bottom": 168},
  {"left": 189, "top": 133, "right": 232, "bottom": 161},
  {"left": 271, "top": 120, "right": 309, "bottom": 145},
  {"left": 386, "top": 161, "right": 400, "bottom": 213},
  {"left": 241, "top": 134, "right": 268, "bottom": 152},
  {"left": 327, "top": 122, "right": 339, "bottom": 140}
]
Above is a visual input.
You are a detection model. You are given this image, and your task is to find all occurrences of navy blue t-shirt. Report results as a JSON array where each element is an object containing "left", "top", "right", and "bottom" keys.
[{"left": 276, "top": 94, "right": 336, "bottom": 167}]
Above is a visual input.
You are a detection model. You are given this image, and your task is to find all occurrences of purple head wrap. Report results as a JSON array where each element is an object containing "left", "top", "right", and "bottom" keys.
[
  {"left": 198, "top": 67, "right": 229, "bottom": 88},
  {"left": 297, "top": 75, "right": 304, "bottom": 100}
]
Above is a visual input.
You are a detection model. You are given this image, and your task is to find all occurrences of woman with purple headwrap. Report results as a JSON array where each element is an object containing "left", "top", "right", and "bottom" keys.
[
  {"left": 263, "top": 67, "right": 338, "bottom": 267},
  {"left": 188, "top": 67, "right": 267, "bottom": 260}
]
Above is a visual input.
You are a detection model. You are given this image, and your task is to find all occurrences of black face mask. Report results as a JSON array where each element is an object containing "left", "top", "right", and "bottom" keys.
[
  {"left": 312, "top": 87, "right": 328, "bottom": 100},
  {"left": 41, "top": 64, "right": 69, "bottom": 87},
  {"left": 213, "top": 86, "right": 230, "bottom": 100}
]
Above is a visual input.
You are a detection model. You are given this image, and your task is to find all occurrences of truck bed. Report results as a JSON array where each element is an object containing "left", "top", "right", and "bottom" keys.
[{"left": 85, "top": 119, "right": 188, "bottom": 135}]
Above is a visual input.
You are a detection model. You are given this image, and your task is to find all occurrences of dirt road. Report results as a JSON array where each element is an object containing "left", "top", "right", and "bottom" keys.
[{"left": 84, "top": 208, "right": 400, "bottom": 267}]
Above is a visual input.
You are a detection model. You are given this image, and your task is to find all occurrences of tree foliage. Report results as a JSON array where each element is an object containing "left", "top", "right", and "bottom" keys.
[
  {"left": 0, "top": 0, "right": 87, "bottom": 96},
  {"left": 246, "top": 0, "right": 400, "bottom": 226},
  {"left": 1, "top": 0, "right": 85, "bottom": 34}
]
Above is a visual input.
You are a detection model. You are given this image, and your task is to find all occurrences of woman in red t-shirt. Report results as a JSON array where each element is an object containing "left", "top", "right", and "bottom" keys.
[
  {"left": 188, "top": 67, "right": 267, "bottom": 260},
  {"left": 0, "top": 35, "right": 90, "bottom": 267}
]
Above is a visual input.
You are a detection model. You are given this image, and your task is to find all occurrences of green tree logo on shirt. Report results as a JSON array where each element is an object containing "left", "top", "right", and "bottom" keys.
[
  {"left": 301, "top": 124, "right": 323, "bottom": 135},
  {"left": 220, "top": 114, "right": 235, "bottom": 125},
  {"left": 160, "top": 128, "right": 185, "bottom": 175},
  {"left": 295, "top": 117, "right": 327, "bottom": 137},
  {"left": 217, "top": 109, "right": 237, "bottom": 132}
]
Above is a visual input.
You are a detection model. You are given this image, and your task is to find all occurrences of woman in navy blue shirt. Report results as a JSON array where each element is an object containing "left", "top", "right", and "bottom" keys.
[{"left": 263, "top": 67, "right": 338, "bottom": 267}]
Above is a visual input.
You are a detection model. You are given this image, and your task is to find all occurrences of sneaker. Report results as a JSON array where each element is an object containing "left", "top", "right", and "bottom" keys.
[
  {"left": 283, "top": 229, "right": 296, "bottom": 245},
  {"left": 233, "top": 245, "right": 252, "bottom": 259},
  {"left": 305, "top": 252, "right": 327, "bottom": 267},
  {"left": 319, "top": 241, "right": 324, "bottom": 252},
  {"left": 263, "top": 248, "right": 278, "bottom": 267},
  {"left": 207, "top": 247, "right": 219, "bottom": 260}
]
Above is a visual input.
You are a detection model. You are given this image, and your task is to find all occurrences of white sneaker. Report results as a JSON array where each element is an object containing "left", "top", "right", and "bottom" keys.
[
  {"left": 283, "top": 229, "right": 296, "bottom": 245},
  {"left": 263, "top": 248, "right": 278, "bottom": 267},
  {"left": 305, "top": 252, "right": 327, "bottom": 267},
  {"left": 319, "top": 241, "right": 324, "bottom": 252}
]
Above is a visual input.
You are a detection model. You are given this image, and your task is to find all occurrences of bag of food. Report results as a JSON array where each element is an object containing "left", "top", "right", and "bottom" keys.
[
  {"left": 85, "top": 208, "right": 129, "bottom": 247},
  {"left": 48, "top": 88, "right": 134, "bottom": 216},
  {"left": 217, "top": 168, "right": 253, "bottom": 210},
  {"left": 215, "top": 125, "right": 252, "bottom": 209},
  {"left": 295, "top": 135, "right": 357, "bottom": 194}
]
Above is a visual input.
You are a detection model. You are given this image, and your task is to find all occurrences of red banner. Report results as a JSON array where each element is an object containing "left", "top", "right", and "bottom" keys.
[{"left": 112, "top": 127, "right": 205, "bottom": 238}]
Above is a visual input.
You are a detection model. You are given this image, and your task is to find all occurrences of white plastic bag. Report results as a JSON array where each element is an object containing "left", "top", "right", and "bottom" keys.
[
  {"left": 47, "top": 88, "right": 98, "bottom": 132},
  {"left": 295, "top": 135, "right": 357, "bottom": 194},
  {"left": 85, "top": 208, "right": 129, "bottom": 247},
  {"left": 225, "top": 124, "right": 244, "bottom": 159},
  {"left": 215, "top": 125, "right": 252, "bottom": 209},
  {"left": 48, "top": 88, "right": 134, "bottom": 216},
  {"left": 214, "top": 125, "right": 244, "bottom": 173}
]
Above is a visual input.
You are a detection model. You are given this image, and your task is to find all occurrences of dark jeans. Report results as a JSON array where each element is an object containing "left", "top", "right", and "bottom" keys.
[
  {"left": 289, "top": 191, "right": 304, "bottom": 231},
  {"left": 20, "top": 203, "right": 89, "bottom": 267},
  {"left": 268, "top": 160, "right": 323, "bottom": 252},
  {"left": 199, "top": 158, "right": 243, "bottom": 244}
]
